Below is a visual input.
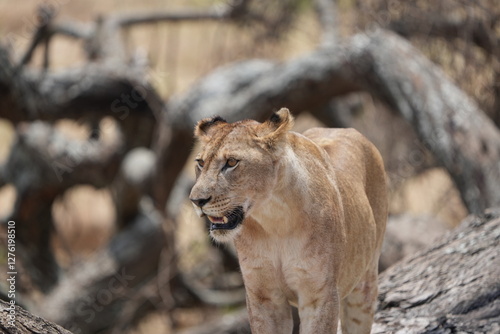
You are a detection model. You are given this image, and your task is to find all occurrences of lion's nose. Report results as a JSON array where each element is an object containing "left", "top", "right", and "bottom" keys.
[{"left": 190, "top": 196, "right": 212, "bottom": 208}]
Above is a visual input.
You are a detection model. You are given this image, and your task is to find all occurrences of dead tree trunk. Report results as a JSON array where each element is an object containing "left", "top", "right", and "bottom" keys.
[
  {"left": 162, "top": 29, "right": 500, "bottom": 214},
  {"left": 349, "top": 31, "right": 500, "bottom": 214},
  {"left": 0, "top": 299, "right": 73, "bottom": 334},
  {"left": 374, "top": 208, "right": 500, "bottom": 333}
]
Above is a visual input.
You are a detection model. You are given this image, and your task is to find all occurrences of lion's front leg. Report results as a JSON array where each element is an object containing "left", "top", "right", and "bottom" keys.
[
  {"left": 245, "top": 284, "right": 293, "bottom": 334},
  {"left": 240, "top": 259, "right": 293, "bottom": 334},
  {"left": 298, "top": 286, "right": 340, "bottom": 334}
]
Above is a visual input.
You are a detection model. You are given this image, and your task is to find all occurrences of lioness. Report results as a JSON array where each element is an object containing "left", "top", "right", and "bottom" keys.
[{"left": 190, "top": 108, "right": 387, "bottom": 333}]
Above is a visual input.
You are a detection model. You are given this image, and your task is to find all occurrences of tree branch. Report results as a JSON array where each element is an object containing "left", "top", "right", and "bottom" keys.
[
  {"left": 389, "top": 14, "right": 500, "bottom": 57},
  {"left": 17, "top": 4, "right": 56, "bottom": 68},
  {"left": 116, "top": 0, "right": 253, "bottom": 26},
  {"left": 5, "top": 122, "right": 123, "bottom": 194},
  {"left": 116, "top": 7, "right": 228, "bottom": 26},
  {"left": 50, "top": 21, "right": 94, "bottom": 39},
  {"left": 351, "top": 30, "right": 500, "bottom": 213}
]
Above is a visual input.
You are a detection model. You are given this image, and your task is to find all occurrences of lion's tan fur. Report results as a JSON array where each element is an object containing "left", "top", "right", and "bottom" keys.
[{"left": 190, "top": 108, "right": 387, "bottom": 333}]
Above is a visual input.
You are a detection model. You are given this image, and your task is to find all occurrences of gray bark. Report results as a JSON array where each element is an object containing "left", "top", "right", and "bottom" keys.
[
  {"left": 349, "top": 31, "right": 500, "bottom": 214},
  {"left": 374, "top": 208, "right": 500, "bottom": 333},
  {"left": 0, "top": 299, "right": 73, "bottom": 334}
]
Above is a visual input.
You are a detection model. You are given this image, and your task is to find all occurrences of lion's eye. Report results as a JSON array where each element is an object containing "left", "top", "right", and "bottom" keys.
[
  {"left": 225, "top": 158, "right": 239, "bottom": 169},
  {"left": 196, "top": 159, "right": 205, "bottom": 169}
]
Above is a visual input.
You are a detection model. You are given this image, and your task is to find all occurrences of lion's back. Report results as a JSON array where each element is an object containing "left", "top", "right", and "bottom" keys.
[{"left": 303, "top": 127, "right": 388, "bottom": 257}]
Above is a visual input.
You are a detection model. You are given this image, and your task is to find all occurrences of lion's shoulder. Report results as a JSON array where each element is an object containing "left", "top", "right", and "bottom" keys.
[
  {"left": 302, "top": 127, "right": 367, "bottom": 146},
  {"left": 301, "top": 127, "right": 381, "bottom": 166}
]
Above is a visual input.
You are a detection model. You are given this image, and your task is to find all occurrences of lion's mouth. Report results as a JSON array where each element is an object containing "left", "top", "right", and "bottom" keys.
[{"left": 206, "top": 206, "right": 244, "bottom": 231}]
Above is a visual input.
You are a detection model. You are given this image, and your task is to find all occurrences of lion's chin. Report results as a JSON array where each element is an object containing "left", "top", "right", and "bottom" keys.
[{"left": 210, "top": 227, "right": 242, "bottom": 243}]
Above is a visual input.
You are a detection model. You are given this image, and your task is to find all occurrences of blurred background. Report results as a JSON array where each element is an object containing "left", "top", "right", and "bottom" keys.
[{"left": 0, "top": 0, "right": 498, "bottom": 333}]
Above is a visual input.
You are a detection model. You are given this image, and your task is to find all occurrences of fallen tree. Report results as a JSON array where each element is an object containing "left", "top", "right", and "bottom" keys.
[
  {"left": 165, "top": 28, "right": 500, "bottom": 214},
  {"left": 374, "top": 208, "right": 500, "bottom": 333}
]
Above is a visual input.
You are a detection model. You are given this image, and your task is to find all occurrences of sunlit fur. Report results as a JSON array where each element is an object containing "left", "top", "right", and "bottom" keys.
[{"left": 190, "top": 108, "right": 388, "bottom": 333}]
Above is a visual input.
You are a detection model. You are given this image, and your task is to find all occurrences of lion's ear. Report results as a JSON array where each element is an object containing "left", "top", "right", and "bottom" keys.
[
  {"left": 257, "top": 108, "right": 294, "bottom": 146},
  {"left": 194, "top": 116, "right": 227, "bottom": 141}
]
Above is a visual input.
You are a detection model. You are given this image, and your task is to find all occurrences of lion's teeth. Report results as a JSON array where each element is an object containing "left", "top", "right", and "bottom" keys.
[
  {"left": 223, "top": 216, "right": 228, "bottom": 223},
  {"left": 209, "top": 216, "right": 226, "bottom": 224}
]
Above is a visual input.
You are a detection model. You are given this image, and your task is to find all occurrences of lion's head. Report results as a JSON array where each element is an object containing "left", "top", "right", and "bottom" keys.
[{"left": 189, "top": 108, "right": 294, "bottom": 242}]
